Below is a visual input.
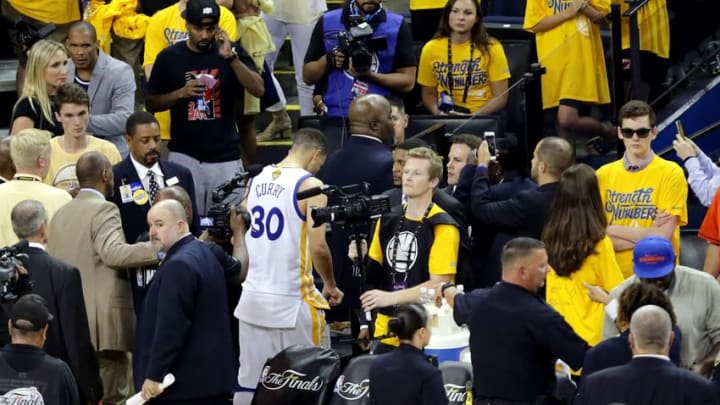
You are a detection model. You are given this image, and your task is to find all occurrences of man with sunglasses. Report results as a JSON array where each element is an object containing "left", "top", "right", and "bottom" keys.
[
  {"left": 599, "top": 236, "right": 720, "bottom": 377},
  {"left": 596, "top": 100, "right": 688, "bottom": 278}
]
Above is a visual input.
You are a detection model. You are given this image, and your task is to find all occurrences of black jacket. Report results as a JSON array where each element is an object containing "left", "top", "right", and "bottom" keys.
[{"left": 9, "top": 247, "right": 102, "bottom": 403}]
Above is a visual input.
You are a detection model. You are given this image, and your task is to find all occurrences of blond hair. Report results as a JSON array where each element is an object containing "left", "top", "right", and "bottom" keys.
[
  {"left": 13, "top": 40, "right": 67, "bottom": 127},
  {"left": 407, "top": 147, "right": 443, "bottom": 181},
  {"left": 10, "top": 129, "right": 52, "bottom": 170}
]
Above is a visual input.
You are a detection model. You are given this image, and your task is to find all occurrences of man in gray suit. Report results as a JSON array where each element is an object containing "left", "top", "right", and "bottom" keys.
[
  {"left": 65, "top": 21, "right": 135, "bottom": 157},
  {"left": 48, "top": 151, "right": 158, "bottom": 404}
]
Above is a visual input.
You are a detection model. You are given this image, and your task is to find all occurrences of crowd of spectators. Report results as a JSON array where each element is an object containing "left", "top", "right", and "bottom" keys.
[{"left": 3, "top": 0, "right": 720, "bottom": 404}]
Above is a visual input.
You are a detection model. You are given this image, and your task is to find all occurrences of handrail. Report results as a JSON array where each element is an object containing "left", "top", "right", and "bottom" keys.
[
  {"left": 658, "top": 119, "right": 720, "bottom": 158},
  {"left": 650, "top": 44, "right": 720, "bottom": 108},
  {"left": 624, "top": 0, "right": 652, "bottom": 101}
]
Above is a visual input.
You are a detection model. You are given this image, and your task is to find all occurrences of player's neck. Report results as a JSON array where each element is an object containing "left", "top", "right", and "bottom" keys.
[{"left": 277, "top": 156, "right": 305, "bottom": 170}]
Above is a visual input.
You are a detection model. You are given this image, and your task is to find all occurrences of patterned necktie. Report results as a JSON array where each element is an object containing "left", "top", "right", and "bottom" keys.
[{"left": 147, "top": 171, "right": 160, "bottom": 204}]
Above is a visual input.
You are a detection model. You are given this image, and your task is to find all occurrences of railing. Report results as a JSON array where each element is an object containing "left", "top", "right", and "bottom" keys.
[{"left": 658, "top": 118, "right": 720, "bottom": 158}]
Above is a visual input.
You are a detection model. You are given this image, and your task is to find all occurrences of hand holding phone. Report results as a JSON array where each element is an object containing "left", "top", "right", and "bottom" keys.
[
  {"left": 484, "top": 131, "right": 497, "bottom": 159},
  {"left": 675, "top": 120, "right": 686, "bottom": 140}
]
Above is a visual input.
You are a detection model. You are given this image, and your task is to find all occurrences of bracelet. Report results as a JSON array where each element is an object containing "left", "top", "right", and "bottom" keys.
[
  {"left": 224, "top": 48, "right": 238, "bottom": 62},
  {"left": 441, "top": 282, "right": 455, "bottom": 298},
  {"left": 682, "top": 155, "right": 698, "bottom": 163}
]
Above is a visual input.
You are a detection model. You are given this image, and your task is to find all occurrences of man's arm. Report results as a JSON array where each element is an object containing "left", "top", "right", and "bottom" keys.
[
  {"left": 470, "top": 164, "right": 527, "bottom": 229},
  {"left": 606, "top": 211, "right": 677, "bottom": 251},
  {"left": 300, "top": 177, "right": 343, "bottom": 305},
  {"left": 145, "top": 80, "right": 204, "bottom": 113},
  {"left": 303, "top": 18, "right": 333, "bottom": 85},
  {"left": 694, "top": 276, "right": 720, "bottom": 375},
  {"left": 230, "top": 205, "right": 249, "bottom": 281},
  {"left": 360, "top": 275, "right": 452, "bottom": 311},
  {"left": 88, "top": 62, "right": 135, "bottom": 137},
  {"left": 92, "top": 203, "right": 158, "bottom": 268},
  {"left": 359, "top": 66, "right": 416, "bottom": 94},
  {"left": 216, "top": 36, "right": 264, "bottom": 97}
]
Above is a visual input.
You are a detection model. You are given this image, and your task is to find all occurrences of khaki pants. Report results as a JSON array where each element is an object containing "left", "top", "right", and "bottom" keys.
[{"left": 97, "top": 350, "right": 132, "bottom": 405}]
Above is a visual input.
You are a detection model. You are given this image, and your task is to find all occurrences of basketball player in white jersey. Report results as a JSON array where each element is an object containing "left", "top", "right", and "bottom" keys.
[{"left": 233, "top": 128, "right": 343, "bottom": 404}]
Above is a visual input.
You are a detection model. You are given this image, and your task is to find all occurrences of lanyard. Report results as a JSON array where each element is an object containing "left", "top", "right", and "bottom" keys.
[
  {"left": 390, "top": 202, "right": 434, "bottom": 288},
  {"left": 447, "top": 38, "right": 475, "bottom": 104},
  {"left": 13, "top": 176, "right": 41, "bottom": 182}
]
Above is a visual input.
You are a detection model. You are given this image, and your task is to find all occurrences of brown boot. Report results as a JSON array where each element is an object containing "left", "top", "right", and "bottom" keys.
[{"left": 257, "top": 110, "right": 292, "bottom": 141}]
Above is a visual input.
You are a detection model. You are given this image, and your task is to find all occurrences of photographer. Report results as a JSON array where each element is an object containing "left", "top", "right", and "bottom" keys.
[
  {"left": 4, "top": 199, "right": 103, "bottom": 404},
  {"left": 303, "top": 0, "right": 417, "bottom": 117},
  {"left": 233, "top": 128, "right": 343, "bottom": 405},
  {"left": 353, "top": 147, "right": 460, "bottom": 353}
]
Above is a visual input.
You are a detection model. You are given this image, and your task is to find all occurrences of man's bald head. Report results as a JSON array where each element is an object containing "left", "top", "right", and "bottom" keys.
[
  {"left": 348, "top": 95, "right": 394, "bottom": 144},
  {"left": 76, "top": 151, "right": 110, "bottom": 186},
  {"left": 68, "top": 21, "right": 98, "bottom": 41},
  {"left": 630, "top": 304, "right": 673, "bottom": 355},
  {"left": 0, "top": 137, "right": 16, "bottom": 180},
  {"left": 147, "top": 199, "right": 189, "bottom": 252},
  {"left": 155, "top": 186, "right": 193, "bottom": 223}
]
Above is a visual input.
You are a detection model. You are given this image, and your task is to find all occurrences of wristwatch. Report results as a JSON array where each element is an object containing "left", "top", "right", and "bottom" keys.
[
  {"left": 225, "top": 48, "right": 238, "bottom": 62},
  {"left": 441, "top": 282, "right": 455, "bottom": 298}
]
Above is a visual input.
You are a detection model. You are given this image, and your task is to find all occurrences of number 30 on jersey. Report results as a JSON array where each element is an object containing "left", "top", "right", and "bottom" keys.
[{"left": 249, "top": 206, "right": 285, "bottom": 240}]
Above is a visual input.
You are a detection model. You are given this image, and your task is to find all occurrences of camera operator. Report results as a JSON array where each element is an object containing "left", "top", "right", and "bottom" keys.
[
  {"left": 352, "top": 147, "right": 461, "bottom": 353},
  {"left": 303, "top": 0, "right": 417, "bottom": 117},
  {"left": 2, "top": 200, "right": 103, "bottom": 404},
  {"left": 233, "top": 128, "right": 343, "bottom": 405}
]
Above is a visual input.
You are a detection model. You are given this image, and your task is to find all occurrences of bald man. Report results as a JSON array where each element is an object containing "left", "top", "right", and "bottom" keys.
[
  {"left": 316, "top": 95, "right": 396, "bottom": 324},
  {"left": 65, "top": 21, "right": 135, "bottom": 157},
  {"left": 47, "top": 151, "right": 158, "bottom": 404},
  {"left": 578, "top": 305, "right": 716, "bottom": 404},
  {"left": 0, "top": 137, "right": 15, "bottom": 184},
  {"left": 136, "top": 200, "right": 236, "bottom": 403}
]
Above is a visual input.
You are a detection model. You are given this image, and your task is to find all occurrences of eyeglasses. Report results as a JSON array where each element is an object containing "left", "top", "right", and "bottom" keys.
[{"left": 620, "top": 127, "right": 653, "bottom": 138}]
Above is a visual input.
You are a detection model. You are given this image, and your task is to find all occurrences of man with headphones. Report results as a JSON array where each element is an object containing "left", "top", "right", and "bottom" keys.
[{"left": 302, "top": 0, "right": 417, "bottom": 118}]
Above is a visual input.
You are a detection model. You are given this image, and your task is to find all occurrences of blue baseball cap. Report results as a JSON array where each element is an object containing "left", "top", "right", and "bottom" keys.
[{"left": 633, "top": 236, "right": 676, "bottom": 279}]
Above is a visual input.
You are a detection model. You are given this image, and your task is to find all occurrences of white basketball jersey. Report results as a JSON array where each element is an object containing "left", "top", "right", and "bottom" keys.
[{"left": 235, "top": 166, "right": 328, "bottom": 328}]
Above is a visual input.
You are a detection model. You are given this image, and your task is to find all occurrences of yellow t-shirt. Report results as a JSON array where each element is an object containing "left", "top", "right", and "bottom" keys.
[
  {"left": 409, "top": 0, "right": 449, "bottom": 10},
  {"left": 143, "top": 3, "right": 238, "bottom": 140},
  {"left": 368, "top": 204, "right": 460, "bottom": 346},
  {"left": 596, "top": 156, "right": 688, "bottom": 278},
  {"left": 523, "top": 0, "right": 611, "bottom": 109},
  {"left": 546, "top": 235, "right": 624, "bottom": 347},
  {"left": 45, "top": 136, "right": 122, "bottom": 191},
  {"left": 614, "top": 0, "right": 669, "bottom": 58},
  {"left": 8, "top": 0, "right": 80, "bottom": 24},
  {"left": 418, "top": 38, "right": 510, "bottom": 113}
]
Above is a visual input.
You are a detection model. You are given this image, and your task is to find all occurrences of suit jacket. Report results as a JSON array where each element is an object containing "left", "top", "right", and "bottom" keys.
[
  {"left": 317, "top": 135, "right": 395, "bottom": 320},
  {"left": 47, "top": 189, "right": 158, "bottom": 352},
  {"left": 20, "top": 247, "right": 103, "bottom": 403},
  {"left": 577, "top": 356, "right": 717, "bottom": 405},
  {"left": 134, "top": 235, "right": 236, "bottom": 400},
  {"left": 67, "top": 51, "right": 135, "bottom": 139},
  {"left": 112, "top": 156, "right": 199, "bottom": 243}
]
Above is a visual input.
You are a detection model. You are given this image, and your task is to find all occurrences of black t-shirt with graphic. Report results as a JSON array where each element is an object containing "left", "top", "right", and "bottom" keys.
[{"left": 147, "top": 41, "right": 257, "bottom": 163}]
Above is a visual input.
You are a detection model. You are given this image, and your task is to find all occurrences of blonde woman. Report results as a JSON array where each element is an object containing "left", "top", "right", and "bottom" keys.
[{"left": 10, "top": 40, "right": 68, "bottom": 136}]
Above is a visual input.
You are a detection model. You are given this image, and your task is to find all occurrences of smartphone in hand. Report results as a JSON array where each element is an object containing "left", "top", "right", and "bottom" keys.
[
  {"left": 484, "top": 131, "right": 497, "bottom": 159},
  {"left": 675, "top": 120, "right": 686, "bottom": 140}
]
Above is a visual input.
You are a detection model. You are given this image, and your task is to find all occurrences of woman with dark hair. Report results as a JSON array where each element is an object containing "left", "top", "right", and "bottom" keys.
[
  {"left": 542, "top": 164, "right": 624, "bottom": 350},
  {"left": 369, "top": 304, "right": 448, "bottom": 405},
  {"left": 582, "top": 282, "right": 682, "bottom": 377},
  {"left": 417, "top": 0, "right": 510, "bottom": 116}
]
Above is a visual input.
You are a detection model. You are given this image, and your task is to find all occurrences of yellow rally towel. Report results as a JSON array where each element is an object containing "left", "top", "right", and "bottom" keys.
[
  {"left": 85, "top": 0, "right": 149, "bottom": 52},
  {"left": 236, "top": 15, "right": 275, "bottom": 114}
]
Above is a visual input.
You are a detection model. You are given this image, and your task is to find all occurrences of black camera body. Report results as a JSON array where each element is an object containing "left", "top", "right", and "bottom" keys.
[
  {"left": 0, "top": 242, "right": 32, "bottom": 304},
  {"left": 0, "top": 14, "right": 56, "bottom": 50},
  {"left": 336, "top": 21, "right": 388, "bottom": 74},
  {"left": 203, "top": 165, "right": 262, "bottom": 239},
  {"left": 310, "top": 185, "right": 391, "bottom": 228}
]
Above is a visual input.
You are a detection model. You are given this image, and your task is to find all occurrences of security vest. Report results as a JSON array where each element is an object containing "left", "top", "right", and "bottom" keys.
[{"left": 322, "top": 9, "right": 403, "bottom": 117}]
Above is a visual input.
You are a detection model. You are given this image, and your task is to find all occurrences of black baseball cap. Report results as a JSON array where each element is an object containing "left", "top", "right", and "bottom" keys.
[
  {"left": 182, "top": 0, "right": 221, "bottom": 27},
  {"left": 11, "top": 294, "right": 53, "bottom": 331}
]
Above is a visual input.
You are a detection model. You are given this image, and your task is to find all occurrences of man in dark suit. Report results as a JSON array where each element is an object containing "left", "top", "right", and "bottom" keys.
[
  {"left": 461, "top": 136, "right": 574, "bottom": 288},
  {"left": 317, "top": 94, "right": 395, "bottom": 323},
  {"left": 136, "top": 199, "right": 235, "bottom": 403},
  {"left": 112, "top": 111, "right": 198, "bottom": 243},
  {"left": 577, "top": 304, "right": 717, "bottom": 405},
  {"left": 8, "top": 199, "right": 103, "bottom": 404}
]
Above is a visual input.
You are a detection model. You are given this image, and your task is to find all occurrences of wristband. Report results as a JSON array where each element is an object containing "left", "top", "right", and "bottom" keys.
[
  {"left": 441, "top": 282, "right": 455, "bottom": 298},
  {"left": 682, "top": 155, "right": 698, "bottom": 163},
  {"left": 224, "top": 48, "right": 238, "bottom": 62}
]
